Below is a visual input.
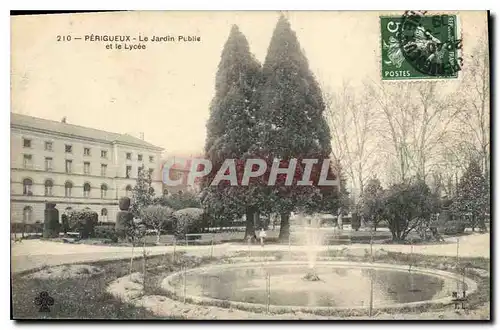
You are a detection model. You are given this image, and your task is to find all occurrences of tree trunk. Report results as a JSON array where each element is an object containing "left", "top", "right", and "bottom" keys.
[
  {"left": 244, "top": 208, "right": 255, "bottom": 240},
  {"left": 156, "top": 231, "right": 161, "bottom": 245},
  {"left": 254, "top": 211, "right": 261, "bottom": 230},
  {"left": 479, "top": 213, "right": 487, "bottom": 232},
  {"left": 279, "top": 212, "right": 290, "bottom": 241}
]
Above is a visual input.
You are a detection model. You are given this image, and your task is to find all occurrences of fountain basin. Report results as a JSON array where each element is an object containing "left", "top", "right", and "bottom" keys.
[{"left": 161, "top": 261, "right": 477, "bottom": 313}]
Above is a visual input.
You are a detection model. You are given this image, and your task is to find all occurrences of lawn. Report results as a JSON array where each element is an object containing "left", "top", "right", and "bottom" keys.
[{"left": 11, "top": 253, "right": 199, "bottom": 319}]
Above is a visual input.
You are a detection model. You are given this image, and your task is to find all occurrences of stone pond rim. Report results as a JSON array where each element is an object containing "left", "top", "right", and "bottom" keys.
[{"left": 160, "top": 261, "right": 478, "bottom": 313}]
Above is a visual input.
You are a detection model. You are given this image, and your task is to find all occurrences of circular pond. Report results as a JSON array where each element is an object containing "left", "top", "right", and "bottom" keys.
[{"left": 162, "top": 261, "right": 477, "bottom": 312}]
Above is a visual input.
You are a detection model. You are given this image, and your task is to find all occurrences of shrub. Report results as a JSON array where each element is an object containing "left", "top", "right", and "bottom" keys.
[
  {"left": 115, "top": 211, "right": 133, "bottom": 239},
  {"left": 140, "top": 205, "right": 173, "bottom": 244},
  {"left": 94, "top": 225, "right": 118, "bottom": 243},
  {"left": 440, "top": 220, "right": 466, "bottom": 235},
  {"left": 173, "top": 208, "right": 205, "bottom": 239},
  {"left": 61, "top": 214, "right": 70, "bottom": 234},
  {"left": 68, "top": 210, "right": 98, "bottom": 239}
]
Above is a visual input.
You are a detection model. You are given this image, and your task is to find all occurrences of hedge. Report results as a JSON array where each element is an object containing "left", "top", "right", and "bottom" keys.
[
  {"left": 94, "top": 225, "right": 118, "bottom": 243},
  {"left": 11, "top": 222, "right": 43, "bottom": 234}
]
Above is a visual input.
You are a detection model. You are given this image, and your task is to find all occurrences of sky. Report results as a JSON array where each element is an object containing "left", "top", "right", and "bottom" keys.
[{"left": 11, "top": 11, "right": 488, "bottom": 156}]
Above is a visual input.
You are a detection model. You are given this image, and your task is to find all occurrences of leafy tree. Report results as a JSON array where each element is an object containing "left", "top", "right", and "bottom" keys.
[
  {"left": 383, "top": 180, "right": 437, "bottom": 242},
  {"left": 140, "top": 205, "right": 174, "bottom": 244},
  {"left": 201, "top": 24, "right": 263, "bottom": 239},
  {"left": 359, "top": 178, "right": 385, "bottom": 231},
  {"left": 259, "top": 15, "right": 335, "bottom": 240},
  {"left": 173, "top": 208, "right": 205, "bottom": 238},
  {"left": 451, "top": 160, "right": 489, "bottom": 232},
  {"left": 131, "top": 164, "right": 155, "bottom": 218},
  {"left": 154, "top": 190, "right": 201, "bottom": 211}
]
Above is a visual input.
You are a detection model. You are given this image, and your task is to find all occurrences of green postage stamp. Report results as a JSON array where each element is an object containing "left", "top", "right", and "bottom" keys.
[{"left": 381, "top": 11, "right": 462, "bottom": 80}]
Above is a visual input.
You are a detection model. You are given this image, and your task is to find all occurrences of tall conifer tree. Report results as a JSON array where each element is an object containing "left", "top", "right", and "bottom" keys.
[
  {"left": 259, "top": 15, "right": 336, "bottom": 240},
  {"left": 202, "top": 25, "right": 263, "bottom": 238},
  {"left": 452, "top": 160, "right": 489, "bottom": 231}
]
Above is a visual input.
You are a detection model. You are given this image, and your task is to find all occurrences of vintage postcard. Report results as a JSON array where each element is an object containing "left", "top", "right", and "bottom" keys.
[{"left": 10, "top": 11, "right": 490, "bottom": 320}]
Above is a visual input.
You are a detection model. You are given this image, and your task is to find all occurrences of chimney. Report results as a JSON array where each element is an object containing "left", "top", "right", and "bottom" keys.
[
  {"left": 139, "top": 132, "right": 144, "bottom": 140},
  {"left": 61, "top": 116, "right": 67, "bottom": 123}
]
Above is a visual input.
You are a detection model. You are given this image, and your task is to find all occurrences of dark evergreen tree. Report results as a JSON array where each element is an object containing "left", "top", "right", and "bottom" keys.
[
  {"left": 130, "top": 164, "right": 155, "bottom": 218},
  {"left": 201, "top": 25, "right": 263, "bottom": 239},
  {"left": 452, "top": 160, "right": 489, "bottom": 232},
  {"left": 259, "top": 15, "right": 336, "bottom": 240}
]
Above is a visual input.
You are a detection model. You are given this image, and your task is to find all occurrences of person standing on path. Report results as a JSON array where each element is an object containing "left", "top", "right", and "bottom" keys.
[{"left": 259, "top": 228, "right": 267, "bottom": 247}]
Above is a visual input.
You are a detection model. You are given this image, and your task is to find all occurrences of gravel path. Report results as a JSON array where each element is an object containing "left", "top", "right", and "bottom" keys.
[{"left": 11, "top": 233, "right": 489, "bottom": 273}]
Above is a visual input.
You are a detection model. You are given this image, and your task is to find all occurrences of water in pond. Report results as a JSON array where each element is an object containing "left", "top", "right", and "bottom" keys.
[{"left": 170, "top": 264, "right": 461, "bottom": 308}]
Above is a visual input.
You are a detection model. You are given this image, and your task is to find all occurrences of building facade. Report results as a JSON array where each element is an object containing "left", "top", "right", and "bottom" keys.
[{"left": 11, "top": 113, "right": 164, "bottom": 225}]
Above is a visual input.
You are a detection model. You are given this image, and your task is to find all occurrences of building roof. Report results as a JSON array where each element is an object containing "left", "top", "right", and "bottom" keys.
[{"left": 11, "top": 113, "right": 163, "bottom": 151}]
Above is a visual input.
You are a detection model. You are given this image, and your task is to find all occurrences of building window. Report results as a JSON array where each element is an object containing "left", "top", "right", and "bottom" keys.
[
  {"left": 64, "top": 181, "right": 73, "bottom": 197},
  {"left": 45, "top": 141, "right": 53, "bottom": 151},
  {"left": 101, "top": 150, "right": 108, "bottom": 158},
  {"left": 23, "top": 206, "right": 33, "bottom": 223},
  {"left": 138, "top": 154, "right": 143, "bottom": 161},
  {"left": 84, "top": 162, "right": 90, "bottom": 175},
  {"left": 125, "top": 185, "right": 132, "bottom": 197},
  {"left": 23, "top": 154, "right": 33, "bottom": 169},
  {"left": 23, "top": 138, "right": 31, "bottom": 148},
  {"left": 45, "top": 157, "right": 53, "bottom": 171},
  {"left": 83, "top": 183, "right": 91, "bottom": 198},
  {"left": 44, "top": 179, "right": 53, "bottom": 196},
  {"left": 84, "top": 147, "right": 91, "bottom": 156},
  {"left": 101, "top": 164, "right": 107, "bottom": 176},
  {"left": 65, "top": 160, "right": 72, "bottom": 173},
  {"left": 101, "top": 184, "right": 108, "bottom": 198},
  {"left": 126, "top": 165, "right": 132, "bottom": 178},
  {"left": 23, "top": 178, "right": 33, "bottom": 196},
  {"left": 65, "top": 144, "right": 73, "bottom": 153},
  {"left": 149, "top": 156, "right": 154, "bottom": 163},
  {"left": 126, "top": 152, "right": 132, "bottom": 160}
]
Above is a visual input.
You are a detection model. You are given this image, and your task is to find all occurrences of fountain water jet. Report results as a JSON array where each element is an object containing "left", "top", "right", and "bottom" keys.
[{"left": 290, "top": 213, "right": 327, "bottom": 281}]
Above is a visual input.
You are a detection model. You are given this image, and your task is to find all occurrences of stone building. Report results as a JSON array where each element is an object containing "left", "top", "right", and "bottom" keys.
[{"left": 11, "top": 113, "right": 164, "bottom": 225}]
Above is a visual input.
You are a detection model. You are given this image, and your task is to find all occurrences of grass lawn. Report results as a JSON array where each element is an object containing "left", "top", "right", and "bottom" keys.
[{"left": 11, "top": 253, "right": 203, "bottom": 319}]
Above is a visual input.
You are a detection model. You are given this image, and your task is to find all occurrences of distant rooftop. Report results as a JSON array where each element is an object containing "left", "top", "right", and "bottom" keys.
[{"left": 11, "top": 113, "right": 163, "bottom": 151}]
